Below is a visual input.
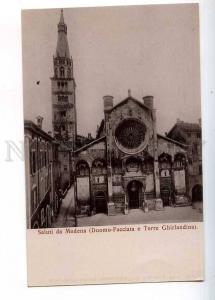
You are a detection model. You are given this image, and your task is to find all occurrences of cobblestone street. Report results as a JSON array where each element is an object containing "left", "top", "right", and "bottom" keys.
[{"left": 52, "top": 186, "right": 75, "bottom": 228}]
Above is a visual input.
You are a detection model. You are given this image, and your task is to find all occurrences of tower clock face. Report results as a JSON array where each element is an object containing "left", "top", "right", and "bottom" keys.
[{"left": 115, "top": 118, "right": 148, "bottom": 154}]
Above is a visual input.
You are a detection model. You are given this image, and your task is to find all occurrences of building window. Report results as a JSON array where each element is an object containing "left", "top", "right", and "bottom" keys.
[
  {"left": 64, "top": 165, "right": 68, "bottom": 171},
  {"left": 92, "top": 159, "right": 107, "bottom": 175},
  {"left": 115, "top": 119, "right": 146, "bottom": 149},
  {"left": 197, "top": 132, "right": 201, "bottom": 139},
  {"left": 60, "top": 67, "right": 64, "bottom": 77},
  {"left": 30, "top": 149, "right": 36, "bottom": 175},
  {"left": 58, "top": 95, "right": 68, "bottom": 102},
  {"left": 161, "top": 169, "right": 170, "bottom": 177},
  {"left": 76, "top": 161, "right": 90, "bottom": 176},
  {"left": 55, "top": 67, "right": 58, "bottom": 77},
  {"left": 39, "top": 150, "right": 42, "bottom": 168},
  {"left": 173, "top": 153, "right": 186, "bottom": 169},
  {"left": 61, "top": 111, "right": 66, "bottom": 117},
  {"left": 159, "top": 153, "right": 171, "bottom": 170}
]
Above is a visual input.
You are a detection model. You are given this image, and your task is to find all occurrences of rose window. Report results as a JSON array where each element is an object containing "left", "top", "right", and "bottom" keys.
[{"left": 115, "top": 119, "right": 146, "bottom": 150}]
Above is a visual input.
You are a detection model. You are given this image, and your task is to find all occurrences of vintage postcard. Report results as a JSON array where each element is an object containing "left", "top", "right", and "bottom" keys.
[{"left": 22, "top": 4, "right": 204, "bottom": 286}]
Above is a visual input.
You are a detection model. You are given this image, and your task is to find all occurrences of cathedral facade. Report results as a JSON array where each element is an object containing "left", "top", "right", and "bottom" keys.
[{"left": 74, "top": 95, "right": 190, "bottom": 216}]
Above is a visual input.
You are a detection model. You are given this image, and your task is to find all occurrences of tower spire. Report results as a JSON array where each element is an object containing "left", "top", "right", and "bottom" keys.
[
  {"left": 59, "top": 9, "right": 64, "bottom": 24},
  {"left": 56, "top": 9, "right": 70, "bottom": 57}
]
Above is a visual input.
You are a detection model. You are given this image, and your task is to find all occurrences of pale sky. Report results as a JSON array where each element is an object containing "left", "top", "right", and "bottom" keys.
[{"left": 22, "top": 4, "right": 201, "bottom": 137}]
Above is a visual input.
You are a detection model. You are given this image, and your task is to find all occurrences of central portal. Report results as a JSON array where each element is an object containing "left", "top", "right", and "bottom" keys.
[{"left": 127, "top": 180, "right": 142, "bottom": 209}]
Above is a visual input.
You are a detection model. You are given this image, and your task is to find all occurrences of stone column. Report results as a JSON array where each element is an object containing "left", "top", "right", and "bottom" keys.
[
  {"left": 154, "top": 162, "right": 160, "bottom": 198},
  {"left": 107, "top": 162, "right": 115, "bottom": 215},
  {"left": 152, "top": 108, "right": 163, "bottom": 210},
  {"left": 89, "top": 166, "right": 94, "bottom": 215},
  {"left": 184, "top": 157, "right": 190, "bottom": 204},
  {"left": 103, "top": 96, "right": 116, "bottom": 216},
  {"left": 152, "top": 108, "right": 160, "bottom": 198},
  {"left": 170, "top": 155, "right": 175, "bottom": 206},
  {"left": 107, "top": 166, "right": 113, "bottom": 201}
]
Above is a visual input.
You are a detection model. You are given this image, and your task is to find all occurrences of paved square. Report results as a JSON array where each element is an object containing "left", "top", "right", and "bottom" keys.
[{"left": 77, "top": 206, "right": 203, "bottom": 227}]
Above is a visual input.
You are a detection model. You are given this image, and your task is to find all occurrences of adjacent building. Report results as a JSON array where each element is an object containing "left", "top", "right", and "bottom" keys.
[
  {"left": 167, "top": 119, "right": 202, "bottom": 202},
  {"left": 24, "top": 117, "right": 61, "bottom": 228}
]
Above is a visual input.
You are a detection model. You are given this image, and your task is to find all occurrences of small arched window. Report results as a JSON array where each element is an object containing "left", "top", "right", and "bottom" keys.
[
  {"left": 174, "top": 153, "right": 186, "bottom": 169},
  {"left": 159, "top": 153, "right": 172, "bottom": 170},
  {"left": 76, "top": 161, "right": 90, "bottom": 176},
  {"left": 92, "top": 159, "right": 107, "bottom": 175},
  {"left": 54, "top": 67, "right": 58, "bottom": 77},
  {"left": 60, "top": 67, "right": 65, "bottom": 77}
]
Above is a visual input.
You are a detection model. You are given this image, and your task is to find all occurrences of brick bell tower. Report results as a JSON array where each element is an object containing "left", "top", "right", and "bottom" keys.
[{"left": 51, "top": 9, "right": 77, "bottom": 150}]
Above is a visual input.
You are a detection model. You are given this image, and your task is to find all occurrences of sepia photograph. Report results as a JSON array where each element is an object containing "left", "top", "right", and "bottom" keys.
[{"left": 22, "top": 4, "right": 203, "bottom": 229}]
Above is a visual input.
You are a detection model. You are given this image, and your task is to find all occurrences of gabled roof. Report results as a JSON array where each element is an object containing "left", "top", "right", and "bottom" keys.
[
  {"left": 75, "top": 136, "right": 106, "bottom": 153},
  {"left": 167, "top": 121, "right": 201, "bottom": 137},
  {"left": 157, "top": 133, "right": 188, "bottom": 148},
  {"left": 107, "top": 96, "right": 151, "bottom": 113}
]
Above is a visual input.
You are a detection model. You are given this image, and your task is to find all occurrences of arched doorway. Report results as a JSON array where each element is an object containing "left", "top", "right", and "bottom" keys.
[
  {"left": 95, "top": 192, "right": 107, "bottom": 214},
  {"left": 127, "top": 180, "right": 143, "bottom": 209},
  {"left": 192, "top": 184, "right": 203, "bottom": 202}
]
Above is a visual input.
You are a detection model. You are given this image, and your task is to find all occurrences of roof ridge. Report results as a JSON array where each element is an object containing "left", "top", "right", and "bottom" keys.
[{"left": 75, "top": 136, "right": 106, "bottom": 153}]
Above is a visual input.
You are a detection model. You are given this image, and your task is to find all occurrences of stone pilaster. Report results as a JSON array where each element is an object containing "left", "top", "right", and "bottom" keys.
[{"left": 152, "top": 108, "right": 160, "bottom": 198}]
